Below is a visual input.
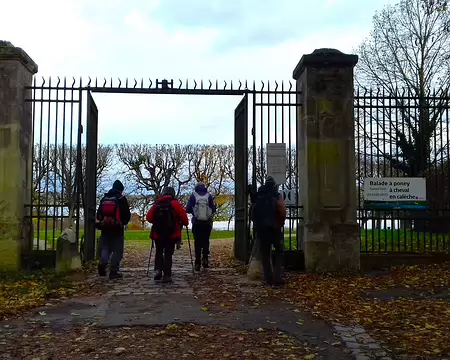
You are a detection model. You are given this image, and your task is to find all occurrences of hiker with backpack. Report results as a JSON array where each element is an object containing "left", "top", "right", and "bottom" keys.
[
  {"left": 186, "top": 182, "right": 216, "bottom": 271},
  {"left": 146, "top": 186, "right": 189, "bottom": 283},
  {"left": 96, "top": 180, "right": 131, "bottom": 279},
  {"left": 251, "top": 176, "right": 286, "bottom": 286}
]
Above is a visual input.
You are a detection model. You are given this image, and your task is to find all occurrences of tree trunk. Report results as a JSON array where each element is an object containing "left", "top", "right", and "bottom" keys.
[{"left": 227, "top": 216, "right": 232, "bottom": 231}]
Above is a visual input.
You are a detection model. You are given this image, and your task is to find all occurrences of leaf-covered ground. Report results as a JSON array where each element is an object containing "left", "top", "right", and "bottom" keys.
[
  {"left": 0, "top": 268, "right": 100, "bottom": 321},
  {"left": 0, "top": 323, "right": 323, "bottom": 360},
  {"left": 4, "top": 238, "right": 450, "bottom": 359},
  {"left": 270, "top": 263, "right": 450, "bottom": 359}
]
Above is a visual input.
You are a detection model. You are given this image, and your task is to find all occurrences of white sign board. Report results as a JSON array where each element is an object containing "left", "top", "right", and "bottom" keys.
[
  {"left": 363, "top": 177, "right": 426, "bottom": 202},
  {"left": 266, "top": 143, "right": 286, "bottom": 185},
  {"left": 280, "top": 189, "right": 297, "bottom": 205}
]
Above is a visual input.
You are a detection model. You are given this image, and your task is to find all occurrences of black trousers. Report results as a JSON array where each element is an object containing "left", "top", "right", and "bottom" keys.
[
  {"left": 154, "top": 238, "right": 176, "bottom": 276},
  {"left": 257, "top": 228, "right": 284, "bottom": 285},
  {"left": 192, "top": 222, "right": 212, "bottom": 264}
]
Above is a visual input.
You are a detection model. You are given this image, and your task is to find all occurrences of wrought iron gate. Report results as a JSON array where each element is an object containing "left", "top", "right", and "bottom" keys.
[
  {"left": 26, "top": 77, "right": 302, "bottom": 266},
  {"left": 234, "top": 94, "right": 249, "bottom": 262},
  {"left": 84, "top": 91, "right": 98, "bottom": 262},
  {"left": 25, "top": 78, "right": 85, "bottom": 252}
]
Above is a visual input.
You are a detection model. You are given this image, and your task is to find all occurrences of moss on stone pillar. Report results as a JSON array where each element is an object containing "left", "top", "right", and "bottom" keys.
[{"left": 0, "top": 42, "right": 38, "bottom": 271}]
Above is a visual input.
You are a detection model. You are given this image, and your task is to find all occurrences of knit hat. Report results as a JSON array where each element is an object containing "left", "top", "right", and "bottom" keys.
[
  {"left": 162, "top": 186, "right": 176, "bottom": 198},
  {"left": 112, "top": 180, "right": 124, "bottom": 192},
  {"left": 265, "top": 176, "right": 276, "bottom": 187}
]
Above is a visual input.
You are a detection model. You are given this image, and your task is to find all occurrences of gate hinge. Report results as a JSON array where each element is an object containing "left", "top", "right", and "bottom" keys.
[
  {"left": 251, "top": 128, "right": 254, "bottom": 136},
  {"left": 80, "top": 125, "right": 84, "bottom": 134}
]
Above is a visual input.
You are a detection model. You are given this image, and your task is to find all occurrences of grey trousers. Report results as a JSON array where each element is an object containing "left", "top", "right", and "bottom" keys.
[{"left": 99, "top": 234, "right": 124, "bottom": 273}]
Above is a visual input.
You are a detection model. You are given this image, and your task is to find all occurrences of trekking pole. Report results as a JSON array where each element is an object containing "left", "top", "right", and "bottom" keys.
[
  {"left": 185, "top": 226, "right": 195, "bottom": 274},
  {"left": 146, "top": 239, "right": 154, "bottom": 277}
]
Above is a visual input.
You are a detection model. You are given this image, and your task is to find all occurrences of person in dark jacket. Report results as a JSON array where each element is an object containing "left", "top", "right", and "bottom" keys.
[
  {"left": 252, "top": 176, "right": 286, "bottom": 286},
  {"left": 96, "top": 180, "right": 131, "bottom": 279},
  {"left": 146, "top": 186, "right": 189, "bottom": 283},
  {"left": 186, "top": 182, "right": 216, "bottom": 271}
]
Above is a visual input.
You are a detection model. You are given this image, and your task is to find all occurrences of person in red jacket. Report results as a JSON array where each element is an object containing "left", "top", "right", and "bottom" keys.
[{"left": 146, "top": 186, "right": 189, "bottom": 283}]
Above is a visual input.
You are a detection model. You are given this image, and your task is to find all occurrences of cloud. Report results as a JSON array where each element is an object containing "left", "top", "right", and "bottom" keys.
[{"left": 1, "top": 0, "right": 393, "bottom": 147}]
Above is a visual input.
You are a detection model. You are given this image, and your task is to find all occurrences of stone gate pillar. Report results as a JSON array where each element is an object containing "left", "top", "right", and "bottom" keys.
[
  {"left": 0, "top": 41, "right": 38, "bottom": 270},
  {"left": 293, "top": 48, "right": 360, "bottom": 272}
]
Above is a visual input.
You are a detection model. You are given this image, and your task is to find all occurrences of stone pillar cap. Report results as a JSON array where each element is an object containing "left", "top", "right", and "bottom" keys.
[
  {"left": 293, "top": 48, "right": 357, "bottom": 80},
  {"left": 0, "top": 40, "right": 38, "bottom": 74}
]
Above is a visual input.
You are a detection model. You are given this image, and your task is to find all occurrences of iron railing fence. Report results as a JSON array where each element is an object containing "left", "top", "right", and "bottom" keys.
[{"left": 355, "top": 87, "right": 450, "bottom": 253}]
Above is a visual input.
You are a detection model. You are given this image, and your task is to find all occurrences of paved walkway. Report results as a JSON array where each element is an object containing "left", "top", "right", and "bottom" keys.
[{"left": 0, "top": 252, "right": 392, "bottom": 360}]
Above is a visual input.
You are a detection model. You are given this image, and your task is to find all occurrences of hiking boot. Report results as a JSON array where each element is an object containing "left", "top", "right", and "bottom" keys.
[
  {"left": 194, "top": 263, "right": 201, "bottom": 272},
  {"left": 109, "top": 271, "right": 123, "bottom": 280},
  {"left": 162, "top": 275, "right": 173, "bottom": 283},
  {"left": 202, "top": 258, "right": 209, "bottom": 269},
  {"left": 98, "top": 264, "right": 107, "bottom": 277},
  {"left": 154, "top": 270, "right": 163, "bottom": 281}
]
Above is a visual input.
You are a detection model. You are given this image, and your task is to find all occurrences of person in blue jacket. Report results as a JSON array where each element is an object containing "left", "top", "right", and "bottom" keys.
[{"left": 186, "top": 182, "right": 216, "bottom": 271}]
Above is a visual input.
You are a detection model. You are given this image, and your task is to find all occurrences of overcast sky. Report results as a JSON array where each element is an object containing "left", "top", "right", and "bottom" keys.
[{"left": 2, "top": 0, "right": 396, "bottom": 145}]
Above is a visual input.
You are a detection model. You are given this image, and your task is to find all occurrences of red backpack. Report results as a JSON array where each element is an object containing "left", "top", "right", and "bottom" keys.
[{"left": 99, "top": 195, "right": 122, "bottom": 232}]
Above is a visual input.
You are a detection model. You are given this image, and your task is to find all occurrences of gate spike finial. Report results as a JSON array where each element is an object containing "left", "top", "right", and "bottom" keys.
[
  {"left": 125, "top": 78, "right": 128, "bottom": 88},
  {"left": 140, "top": 78, "right": 143, "bottom": 88},
  {"left": 208, "top": 80, "right": 212, "bottom": 90},
  {"left": 193, "top": 79, "right": 197, "bottom": 89},
  {"left": 149, "top": 78, "right": 153, "bottom": 88},
  {"left": 41, "top": 76, "right": 46, "bottom": 86},
  {"left": 87, "top": 77, "right": 91, "bottom": 87},
  {"left": 261, "top": 80, "right": 265, "bottom": 90},
  {"left": 118, "top": 78, "right": 121, "bottom": 88},
  {"left": 103, "top": 78, "right": 107, "bottom": 87},
  {"left": 134, "top": 78, "right": 137, "bottom": 88},
  {"left": 223, "top": 80, "right": 227, "bottom": 90},
  {"left": 288, "top": 81, "right": 292, "bottom": 91},
  {"left": 72, "top": 77, "right": 76, "bottom": 87},
  {"left": 275, "top": 81, "right": 278, "bottom": 91},
  {"left": 178, "top": 79, "right": 182, "bottom": 89},
  {"left": 238, "top": 80, "right": 242, "bottom": 90}
]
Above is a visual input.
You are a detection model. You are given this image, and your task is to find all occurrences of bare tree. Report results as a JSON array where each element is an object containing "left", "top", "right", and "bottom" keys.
[
  {"left": 50, "top": 144, "right": 115, "bottom": 210},
  {"left": 127, "top": 194, "right": 153, "bottom": 229},
  {"left": 421, "top": 0, "right": 448, "bottom": 12},
  {"left": 117, "top": 144, "right": 194, "bottom": 199},
  {"left": 356, "top": 0, "right": 450, "bottom": 177}
]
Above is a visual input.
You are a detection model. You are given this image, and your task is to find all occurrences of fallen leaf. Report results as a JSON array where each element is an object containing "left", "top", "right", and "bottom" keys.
[
  {"left": 304, "top": 354, "right": 316, "bottom": 360},
  {"left": 114, "top": 347, "right": 126, "bottom": 354}
]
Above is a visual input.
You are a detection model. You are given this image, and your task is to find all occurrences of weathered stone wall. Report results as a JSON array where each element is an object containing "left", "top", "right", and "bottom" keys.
[
  {"left": 0, "top": 42, "right": 38, "bottom": 270},
  {"left": 294, "top": 49, "right": 360, "bottom": 272}
]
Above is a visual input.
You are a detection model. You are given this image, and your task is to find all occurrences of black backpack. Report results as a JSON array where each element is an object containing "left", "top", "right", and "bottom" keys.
[
  {"left": 152, "top": 198, "right": 177, "bottom": 238},
  {"left": 252, "top": 188, "right": 278, "bottom": 230}
]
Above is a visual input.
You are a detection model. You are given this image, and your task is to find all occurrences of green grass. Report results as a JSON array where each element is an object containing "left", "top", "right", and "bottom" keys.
[
  {"left": 33, "top": 229, "right": 297, "bottom": 241},
  {"left": 361, "top": 229, "right": 450, "bottom": 253},
  {"left": 32, "top": 229, "right": 450, "bottom": 253},
  {"left": 32, "top": 229, "right": 300, "bottom": 250}
]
